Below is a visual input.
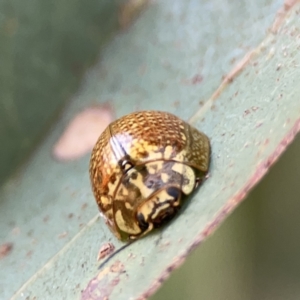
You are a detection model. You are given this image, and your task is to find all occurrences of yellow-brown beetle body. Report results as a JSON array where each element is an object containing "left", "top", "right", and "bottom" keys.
[{"left": 90, "top": 111, "right": 210, "bottom": 241}]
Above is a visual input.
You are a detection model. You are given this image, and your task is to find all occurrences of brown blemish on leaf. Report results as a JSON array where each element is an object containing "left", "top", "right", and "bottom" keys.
[
  {"left": 81, "top": 260, "right": 125, "bottom": 300},
  {"left": 181, "top": 74, "right": 203, "bottom": 85},
  {"left": 52, "top": 104, "right": 114, "bottom": 161},
  {"left": 26, "top": 250, "right": 33, "bottom": 258},
  {"left": 173, "top": 100, "right": 180, "bottom": 108},
  {"left": 276, "top": 63, "right": 282, "bottom": 71},
  {"left": 0, "top": 242, "right": 13, "bottom": 259},
  {"left": 256, "top": 121, "right": 263, "bottom": 128},
  {"left": 43, "top": 215, "right": 49, "bottom": 223},
  {"left": 127, "top": 252, "right": 136, "bottom": 260},
  {"left": 81, "top": 203, "right": 88, "bottom": 210},
  {"left": 191, "top": 74, "right": 203, "bottom": 84},
  {"left": 97, "top": 243, "right": 115, "bottom": 261},
  {"left": 110, "top": 260, "right": 124, "bottom": 273},
  {"left": 243, "top": 109, "right": 251, "bottom": 116},
  {"left": 58, "top": 231, "right": 68, "bottom": 239}
]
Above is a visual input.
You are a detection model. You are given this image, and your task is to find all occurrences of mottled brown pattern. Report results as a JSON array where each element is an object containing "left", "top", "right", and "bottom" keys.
[{"left": 90, "top": 111, "right": 210, "bottom": 240}]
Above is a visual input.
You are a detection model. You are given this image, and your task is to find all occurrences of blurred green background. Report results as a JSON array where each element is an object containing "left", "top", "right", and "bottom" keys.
[
  {"left": 0, "top": 0, "right": 122, "bottom": 185},
  {"left": 1, "top": 0, "right": 300, "bottom": 299}
]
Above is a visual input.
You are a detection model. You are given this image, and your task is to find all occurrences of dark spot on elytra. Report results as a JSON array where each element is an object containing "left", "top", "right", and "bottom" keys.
[
  {"left": 102, "top": 186, "right": 109, "bottom": 194},
  {"left": 166, "top": 187, "right": 180, "bottom": 200},
  {"left": 136, "top": 213, "right": 149, "bottom": 231},
  {"left": 146, "top": 180, "right": 155, "bottom": 189},
  {"left": 144, "top": 173, "right": 163, "bottom": 190},
  {"left": 138, "top": 151, "right": 149, "bottom": 158},
  {"left": 130, "top": 172, "right": 138, "bottom": 180},
  {"left": 110, "top": 173, "right": 116, "bottom": 184}
]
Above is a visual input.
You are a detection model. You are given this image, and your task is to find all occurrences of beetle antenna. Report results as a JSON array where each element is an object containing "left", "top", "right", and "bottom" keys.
[{"left": 98, "top": 239, "right": 138, "bottom": 270}]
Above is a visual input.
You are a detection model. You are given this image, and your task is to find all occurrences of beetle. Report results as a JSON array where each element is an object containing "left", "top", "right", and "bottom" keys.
[
  {"left": 97, "top": 242, "right": 115, "bottom": 261},
  {"left": 90, "top": 110, "right": 210, "bottom": 241}
]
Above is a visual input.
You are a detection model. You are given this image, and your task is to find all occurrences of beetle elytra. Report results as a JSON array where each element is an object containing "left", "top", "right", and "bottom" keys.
[{"left": 90, "top": 111, "right": 210, "bottom": 241}]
